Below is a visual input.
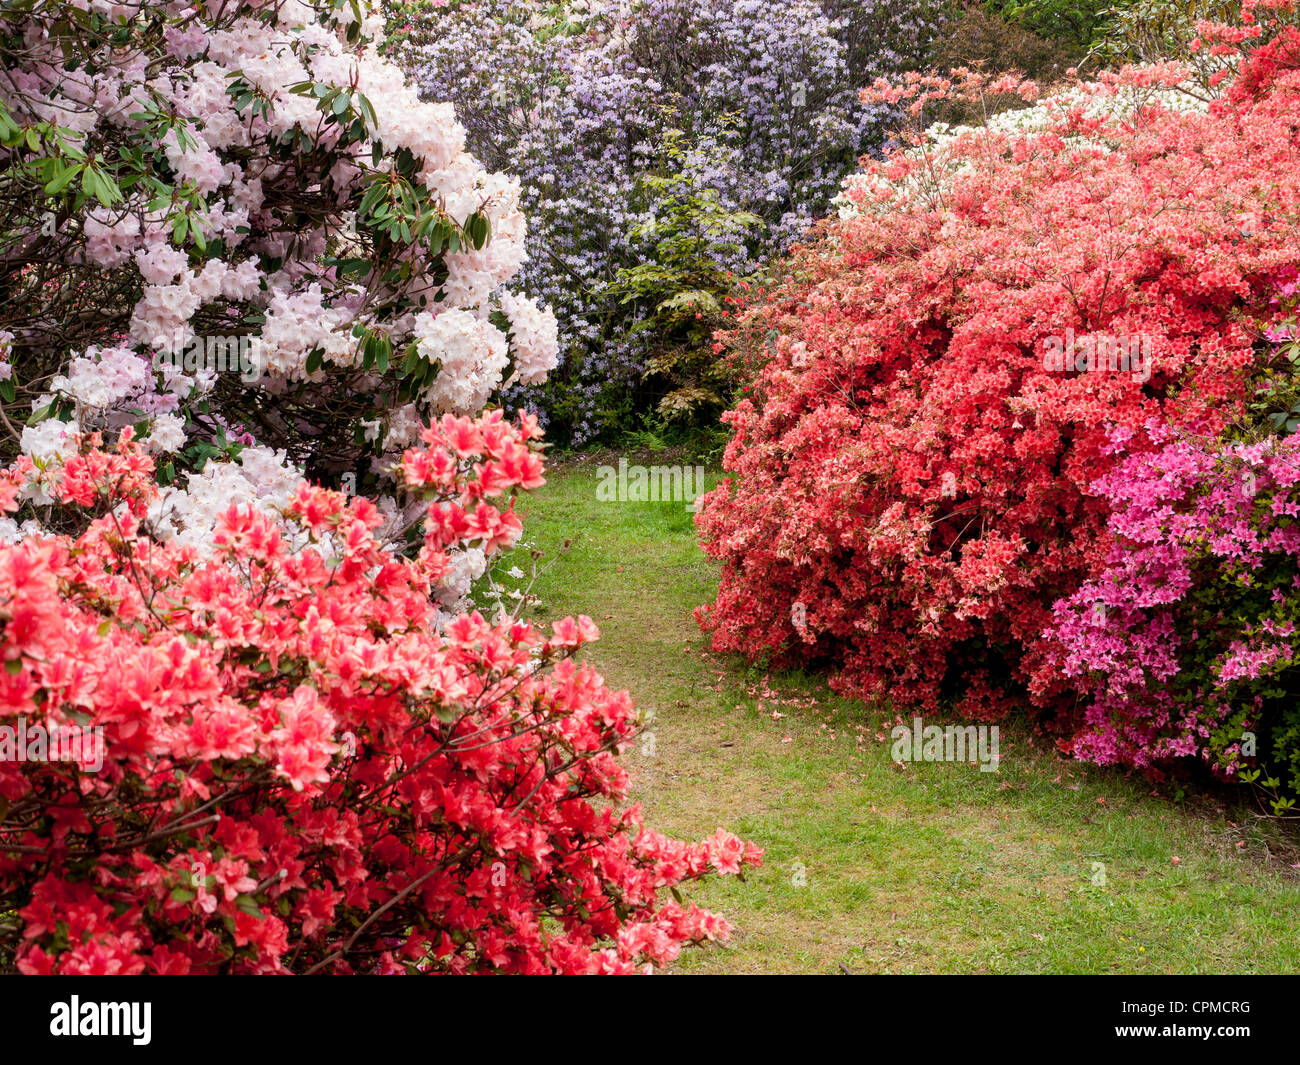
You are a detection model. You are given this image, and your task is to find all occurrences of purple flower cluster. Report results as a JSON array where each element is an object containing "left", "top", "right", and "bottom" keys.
[{"left": 398, "top": 0, "right": 944, "bottom": 441}]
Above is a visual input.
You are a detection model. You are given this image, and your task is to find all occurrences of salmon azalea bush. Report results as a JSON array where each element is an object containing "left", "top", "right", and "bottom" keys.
[
  {"left": 697, "top": 4, "right": 1300, "bottom": 762},
  {"left": 0, "top": 412, "right": 759, "bottom": 973}
]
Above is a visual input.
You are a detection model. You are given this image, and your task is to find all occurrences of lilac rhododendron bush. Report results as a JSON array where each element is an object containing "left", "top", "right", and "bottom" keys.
[
  {"left": 696, "top": 2, "right": 1300, "bottom": 788},
  {"left": 0, "top": 412, "right": 759, "bottom": 973},
  {"left": 392, "top": 0, "right": 946, "bottom": 441}
]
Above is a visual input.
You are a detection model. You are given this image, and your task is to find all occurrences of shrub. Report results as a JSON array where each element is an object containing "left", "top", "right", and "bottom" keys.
[
  {"left": 1092, "top": 0, "right": 1240, "bottom": 61},
  {"left": 1043, "top": 425, "right": 1300, "bottom": 809},
  {"left": 1091, "top": 1, "right": 1300, "bottom": 90},
  {"left": 930, "top": 1, "right": 1084, "bottom": 83},
  {"left": 605, "top": 129, "right": 762, "bottom": 423},
  {"left": 0, "top": 0, "right": 558, "bottom": 511},
  {"left": 396, "top": 0, "right": 947, "bottom": 442},
  {"left": 695, "top": 11, "right": 1300, "bottom": 722},
  {"left": 925, "top": 1, "right": 1085, "bottom": 127},
  {"left": 0, "top": 411, "right": 759, "bottom": 973},
  {"left": 984, "top": 0, "right": 1115, "bottom": 49}
]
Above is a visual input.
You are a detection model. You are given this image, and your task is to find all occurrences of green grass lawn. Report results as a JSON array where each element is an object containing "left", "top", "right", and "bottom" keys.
[{"left": 485, "top": 455, "right": 1300, "bottom": 974}]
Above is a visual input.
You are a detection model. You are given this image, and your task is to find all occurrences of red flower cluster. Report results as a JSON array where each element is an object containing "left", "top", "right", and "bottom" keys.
[
  {"left": 0, "top": 414, "right": 758, "bottom": 974},
  {"left": 697, "top": 14, "right": 1300, "bottom": 720}
]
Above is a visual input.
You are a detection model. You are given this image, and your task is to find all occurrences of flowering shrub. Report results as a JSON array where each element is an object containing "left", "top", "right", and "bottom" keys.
[
  {"left": 1042, "top": 425, "right": 1300, "bottom": 808},
  {"left": 696, "top": 9, "right": 1300, "bottom": 721},
  {"left": 0, "top": 0, "right": 557, "bottom": 516},
  {"left": 0, "top": 411, "right": 759, "bottom": 974},
  {"left": 604, "top": 130, "right": 762, "bottom": 422},
  {"left": 395, "top": 0, "right": 946, "bottom": 441},
  {"left": 1094, "top": 0, "right": 1255, "bottom": 87}
]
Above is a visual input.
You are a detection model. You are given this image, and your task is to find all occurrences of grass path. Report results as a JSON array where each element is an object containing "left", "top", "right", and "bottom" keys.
[{"left": 491, "top": 457, "right": 1300, "bottom": 974}]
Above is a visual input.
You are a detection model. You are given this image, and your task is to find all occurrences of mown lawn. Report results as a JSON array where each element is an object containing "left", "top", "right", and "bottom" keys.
[{"left": 483, "top": 456, "right": 1300, "bottom": 974}]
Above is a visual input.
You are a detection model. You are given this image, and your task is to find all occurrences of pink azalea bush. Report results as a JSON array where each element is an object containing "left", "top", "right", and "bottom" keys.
[
  {"left": 0, "top": 412, "right": 759, "bottom": 973},
  {"left": 1043, "top": 422, "right": 1300, "bottom": 802}
]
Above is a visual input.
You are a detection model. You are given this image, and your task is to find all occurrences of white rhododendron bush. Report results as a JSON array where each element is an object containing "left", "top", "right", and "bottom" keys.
[{"left": 0, "top": 0, "right": 558, "bottom": 558}]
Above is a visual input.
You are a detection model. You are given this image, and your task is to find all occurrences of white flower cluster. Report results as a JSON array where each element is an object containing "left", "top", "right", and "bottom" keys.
[
  {"left": 378, "top": 403, "right": 426, "bottom": 453},
  {"left": 834, "top": 77, "right": 1214, "bottom": 220},
  {"left": 20, "top": 419, "right": 80, "bottom": 468},
  {"left": 0, "top": 514, "right": 45, "bottom": 545},
  {"left": 145, "top": 412, "right": 187, "bottom": 454},
  {"left": 17, "top": 419, "right": 83, "bottom": 512},
  {"left": 257, "top": 283, "right": 359, "bottom": 383},
  {"left": 437, "top": 544, "right": 489, "bottom": 608},
  {"left": 499, "top": 290, "right": 560, "bottom": 386},
  {"left": 19, "top": 344, "right": 192, "bottom": 465},
  {"left": 146, "top": 445, "right": 303, "bottom": 552},
  {"left": 49, "top": 346, "right": 152, "bottom": 411},
  {"left": 415, "top": 309, "right": 510, "bottom": 414}
]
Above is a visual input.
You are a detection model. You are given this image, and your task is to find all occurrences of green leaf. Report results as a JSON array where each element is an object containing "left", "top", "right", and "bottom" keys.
[
  {"left": 44, "top": 164, "right": 80, "bottom": 196},
  {"left": 235, "top": 895, "right": 264, "bottom": 919},
  {"left": 467, "top": 213, "right": 490, "bottom": 250},
  {"left": 401, "top": 344, "right": 421, "bottom": 375},
  {"left": 357, "top": 93, "right": 378, "bottom": 130}
]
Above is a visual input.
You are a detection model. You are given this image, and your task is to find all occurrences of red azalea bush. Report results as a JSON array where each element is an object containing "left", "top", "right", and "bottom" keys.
[
  {"left": 696, "top": 5, "right": 1300, "bottom": 720},
  {"left": 0, "top": 411, "right": 758, "bottom": 974}
]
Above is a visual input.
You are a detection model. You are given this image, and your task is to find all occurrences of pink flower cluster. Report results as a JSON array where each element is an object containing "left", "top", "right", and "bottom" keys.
[{"left": 1043, "top": 425, "right": 1300, "bottom": 782}]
